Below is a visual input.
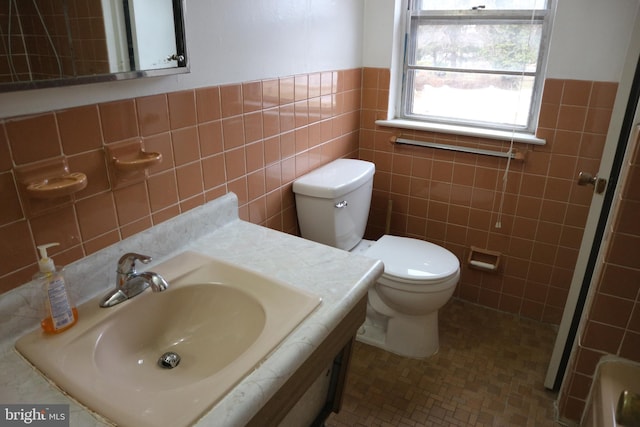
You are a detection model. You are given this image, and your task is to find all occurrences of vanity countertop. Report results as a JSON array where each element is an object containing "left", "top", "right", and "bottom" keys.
[{"left": 0, "top": 193, "right": 383, "bottom": 426}]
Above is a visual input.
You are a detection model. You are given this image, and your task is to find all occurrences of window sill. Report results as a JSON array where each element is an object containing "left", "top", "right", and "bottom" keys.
[{"left": 375, "top": 119, "right": 546, "bottom": 146}]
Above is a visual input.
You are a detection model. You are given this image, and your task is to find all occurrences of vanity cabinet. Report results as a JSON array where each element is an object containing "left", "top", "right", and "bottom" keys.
[{"left": 247, "top": 295, "right": 366, "bottom": 427}]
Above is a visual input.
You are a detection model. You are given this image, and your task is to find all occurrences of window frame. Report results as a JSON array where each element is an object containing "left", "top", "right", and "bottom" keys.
[{"left": 400, "top": 1, "right": 554, "bottom": 134}]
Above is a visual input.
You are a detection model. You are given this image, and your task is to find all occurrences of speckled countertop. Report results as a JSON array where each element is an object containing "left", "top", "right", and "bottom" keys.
[{"left": 0, "top": 193, "right": 383, "bottom": 427}]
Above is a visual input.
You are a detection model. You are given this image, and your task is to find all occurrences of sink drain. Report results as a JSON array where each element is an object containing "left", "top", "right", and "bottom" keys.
[{"left": 158, "top": 351, "right": 181, "bottom": 369}]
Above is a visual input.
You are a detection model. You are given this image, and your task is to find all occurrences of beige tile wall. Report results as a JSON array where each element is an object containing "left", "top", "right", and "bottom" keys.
[
  {"left": 0, "top": 68, "right": 363, "bottom": 293},
  {"left": 359, "top": 67, "right": 617, "bottom": 326},
  {"left": 0, "top": 64, "right": 631, "bottom": 424}
]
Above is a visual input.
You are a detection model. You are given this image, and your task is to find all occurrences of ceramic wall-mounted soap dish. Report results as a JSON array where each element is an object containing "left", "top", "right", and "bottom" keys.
[
  {"left": 26, "top": 172, "right": 88, "bottom": 199},
  {"left": 14, "top": 157, "right": 88, "bottom": 216},
  {"left": 106, "top": 139, "right": 163, "bottom": 188},
  {"left": 113, "top": 150, "right": 162, "bottom": 172}
]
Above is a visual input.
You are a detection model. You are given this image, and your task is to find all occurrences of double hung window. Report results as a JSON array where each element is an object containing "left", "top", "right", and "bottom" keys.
[{"left": 401, "top": 0, "right": 553, "bottom": 133}]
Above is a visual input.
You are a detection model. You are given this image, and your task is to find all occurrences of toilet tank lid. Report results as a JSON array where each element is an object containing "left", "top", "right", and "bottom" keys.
[
  {"left": 365, "top": 235, "right": 460, "bottom": 281},
  {"left": 292, "top": 159, "right": 375, "bottom": 199}
]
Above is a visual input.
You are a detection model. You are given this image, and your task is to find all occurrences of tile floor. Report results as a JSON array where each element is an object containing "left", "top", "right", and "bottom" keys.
[{"left": 325, "top": 299, "right": 563, "bottom": 427}]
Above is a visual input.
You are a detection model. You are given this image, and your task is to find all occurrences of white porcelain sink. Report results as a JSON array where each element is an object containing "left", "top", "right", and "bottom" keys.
[{"left": 15, "top": 251, "right": 321, "bottom": 427}]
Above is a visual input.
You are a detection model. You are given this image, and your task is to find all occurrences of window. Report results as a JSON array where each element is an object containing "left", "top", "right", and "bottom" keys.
[{"left": 401, "top": 0, "right": 553, "bottom": 133}]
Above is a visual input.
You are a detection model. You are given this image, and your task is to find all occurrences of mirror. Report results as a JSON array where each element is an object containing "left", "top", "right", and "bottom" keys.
[{"left": 0, "top": 0, "right": 187, "bottom": 92}]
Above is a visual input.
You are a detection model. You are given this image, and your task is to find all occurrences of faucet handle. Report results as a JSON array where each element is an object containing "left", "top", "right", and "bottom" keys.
[{"left": 117, "top": 253, "right": 152, "bottom": 275}]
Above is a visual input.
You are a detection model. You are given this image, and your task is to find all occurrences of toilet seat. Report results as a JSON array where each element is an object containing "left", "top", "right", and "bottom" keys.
[{"left": 364, "top": 235, "right": 460, "bottom": 288}]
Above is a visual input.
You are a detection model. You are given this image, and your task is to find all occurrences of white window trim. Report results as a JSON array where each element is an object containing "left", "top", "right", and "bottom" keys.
[
  {"left": 376, "top": 118, "right": 546, "bottom": 145},
  {"left": 383, "top": 0, "right": 551, "bottom": 146}
]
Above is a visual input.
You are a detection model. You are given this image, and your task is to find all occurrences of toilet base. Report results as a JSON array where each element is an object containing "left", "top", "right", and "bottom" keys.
[
  {"left": 357, "top": 310, "right": 440, "bottom": 358},
  {"left": 356, "top": 320, "right": 386, "bottom": 348}
]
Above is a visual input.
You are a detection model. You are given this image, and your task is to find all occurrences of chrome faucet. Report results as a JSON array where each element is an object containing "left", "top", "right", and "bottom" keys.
[{"left": 100, "top": 253, "right": 169, "bottom": 308}]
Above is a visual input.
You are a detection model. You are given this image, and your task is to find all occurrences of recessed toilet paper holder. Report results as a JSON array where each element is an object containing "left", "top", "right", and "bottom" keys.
[{"left": 467, "top": 246, "right": 501, "bottom": 272}]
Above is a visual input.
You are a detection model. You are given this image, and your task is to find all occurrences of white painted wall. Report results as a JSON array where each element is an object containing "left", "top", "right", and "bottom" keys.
[
  {"left": 362, "top": 0, "right": 640, "bottom": 82},
  {"left": 0, "top": 0, "right": 364, "bottom": 119},
  {"left": 3, "top": 0, "right": 638, "bottom": 119},
  {"left": 546, "top": 0, "right": 640, "bottom": 81},
  {"left": 362, "top": 0, "right": 395, "bottom": 68}
]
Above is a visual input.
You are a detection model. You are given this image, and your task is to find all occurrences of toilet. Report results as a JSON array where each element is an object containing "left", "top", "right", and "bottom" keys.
[{"left": 293, "top": 159, "right": 460, "bottom": 358}]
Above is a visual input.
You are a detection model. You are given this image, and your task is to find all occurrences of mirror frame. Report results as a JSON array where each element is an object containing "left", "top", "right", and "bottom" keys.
[{"left": 0, "top": 0, "right": 188, "bottom": 92}]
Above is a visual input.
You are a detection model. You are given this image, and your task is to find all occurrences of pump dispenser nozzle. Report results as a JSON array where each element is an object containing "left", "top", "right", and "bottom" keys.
[{"left": 37, "top": 242, "right": 59, "bottom": 274}]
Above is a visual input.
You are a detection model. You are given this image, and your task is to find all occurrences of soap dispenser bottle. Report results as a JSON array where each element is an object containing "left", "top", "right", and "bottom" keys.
[{"left": 34, "top": 243, "right": 78, "bottom": 334}]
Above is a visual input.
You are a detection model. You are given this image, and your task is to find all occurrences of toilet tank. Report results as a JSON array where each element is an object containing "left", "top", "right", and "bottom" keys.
[{"left": 293, "top": 159, "right": 375, "bottom": 251}]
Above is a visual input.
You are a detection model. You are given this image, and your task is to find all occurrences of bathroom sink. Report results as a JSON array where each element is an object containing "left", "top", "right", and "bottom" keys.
[
  {"left": 92, "top": 284, "right": 266, "bottom": 390},
  {"left": 15, "top": 251, "right": 321, "bottom": 427}
]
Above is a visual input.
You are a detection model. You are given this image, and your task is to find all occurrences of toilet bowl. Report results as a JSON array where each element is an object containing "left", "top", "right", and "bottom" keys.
[
  {"left": 357, "top": 235, "right": 459, "bottom": 358},
  {"left": 293, "top": 159, "right": 460, "bottom": 358}
]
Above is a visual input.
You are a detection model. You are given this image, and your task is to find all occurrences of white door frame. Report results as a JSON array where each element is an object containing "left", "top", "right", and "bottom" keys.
[{"left": 544, "top": 15, "right": 640, "bottom": 389}]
